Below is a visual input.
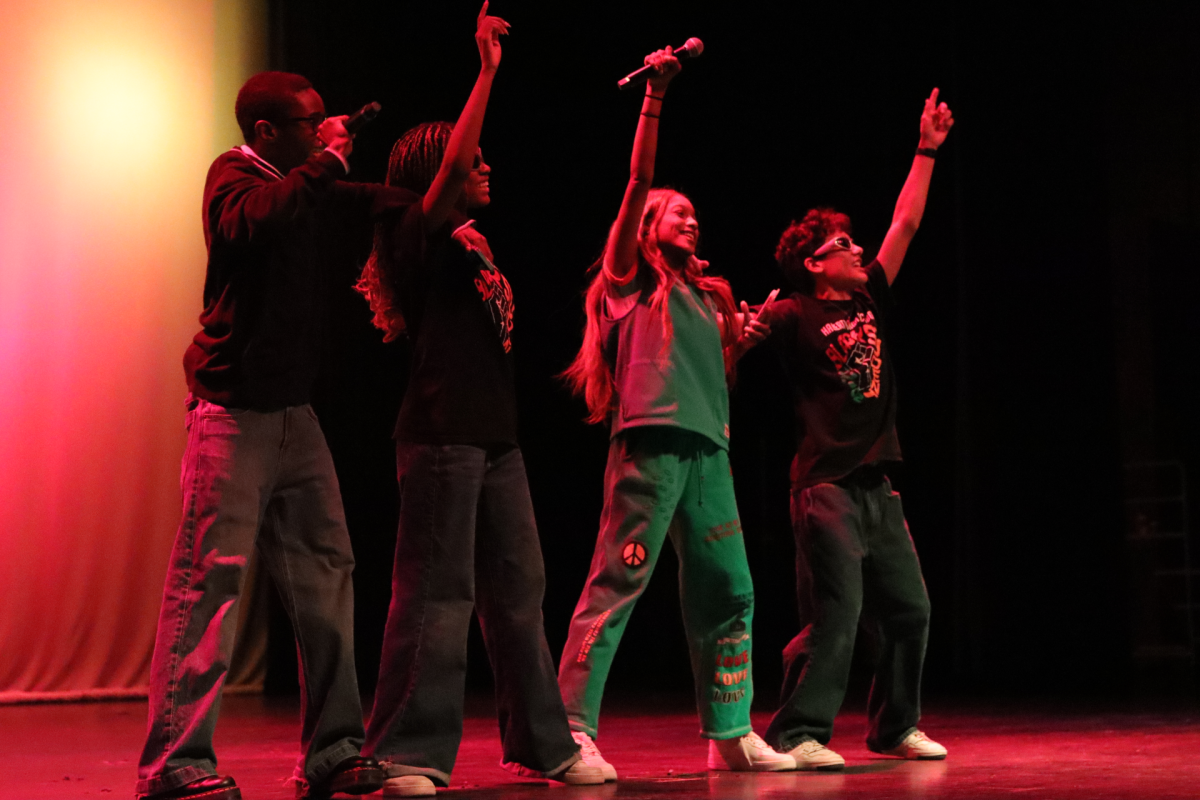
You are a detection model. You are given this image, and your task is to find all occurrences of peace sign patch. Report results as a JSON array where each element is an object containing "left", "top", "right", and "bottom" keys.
[{"left": 622, "top": 541, "right": 647, "bottom": 568}]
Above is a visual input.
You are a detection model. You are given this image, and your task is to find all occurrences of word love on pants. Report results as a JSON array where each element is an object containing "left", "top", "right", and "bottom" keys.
[{"left": 713, "top": 649, "right": 750, "bottom": 688}]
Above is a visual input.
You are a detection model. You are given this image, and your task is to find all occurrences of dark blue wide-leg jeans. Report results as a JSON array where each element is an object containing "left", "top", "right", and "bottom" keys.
[{"left": 364, "top": 443, "right": 579, "bottom": 787}]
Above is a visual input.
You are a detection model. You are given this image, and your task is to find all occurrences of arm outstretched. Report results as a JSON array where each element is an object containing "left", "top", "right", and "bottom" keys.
[
  {"left": 602, "top": 47, "right": 682, "bottom": 281},
  {"left": 423, "top": 2, "right": 510, "bottom": 229},
  {"left": 876, "top": 87, "right": 955, "bottom": 284}
]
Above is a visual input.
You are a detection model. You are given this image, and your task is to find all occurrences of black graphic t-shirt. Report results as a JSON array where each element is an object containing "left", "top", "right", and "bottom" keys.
[
  {"left": 766, "top": 260, "right": 901, "bottom": 488},
  {"left": 389, "top": 203, "right": 517, "bottom": 445}
]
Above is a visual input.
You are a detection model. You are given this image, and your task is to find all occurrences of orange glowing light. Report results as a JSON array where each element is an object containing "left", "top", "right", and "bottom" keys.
[{"left": 0, "top": 0, "right": 266, "bottom": 700}]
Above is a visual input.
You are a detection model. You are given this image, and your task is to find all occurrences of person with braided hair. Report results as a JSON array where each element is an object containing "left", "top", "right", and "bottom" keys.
[
  {"left": 756, "top": 89, "right": 955, "bottom": 768},
  {"left": 556, "top": 46, "right": 793, "bottom": 777},
  {"left": 354, "top": 5, "right": 602, "bottom": 797}
]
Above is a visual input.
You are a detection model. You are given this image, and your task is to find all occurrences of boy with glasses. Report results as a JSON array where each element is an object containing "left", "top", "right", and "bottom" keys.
[{"left": 756, "top": 89, "right": 954, "bottom": 769}]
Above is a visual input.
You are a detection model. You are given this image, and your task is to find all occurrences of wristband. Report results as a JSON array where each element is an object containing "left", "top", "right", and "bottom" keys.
[
  {"left": 916, "top": 147, "right": 938, "bottom": 159},
  {"left": 646, "top": 94, "right": 665, "bottom": 102},
  {"left": 641, "top": 111, "right": 660, "bottom": 119}
]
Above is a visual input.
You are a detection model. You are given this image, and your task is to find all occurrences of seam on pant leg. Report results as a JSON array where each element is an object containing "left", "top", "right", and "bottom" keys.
[
  {"left": 667, "top": 440, "right": 755, "bottom": 738},
  {"left": 274, "top": 499, "right": 311, "bottom": 713},
  {"left": 393, "top": 445, "right": 440, "bottom": 735},
  {"left": 476, "top": 449, "right": 549, "bottom": 771},
  {"left": 162, "top": 413, "right": 210, "bottom": 752},
  {"left": 789, "top": 485, "right": 827, "bottom": 717},
  {"left": 564, "top": 434, "right": 680, "bottom": 734},
  {"left": 270, "top": 413, "right": 314, "bottom": 718},
  {"left": 266, "top": 419, "right": 314, "bottom": 719}
]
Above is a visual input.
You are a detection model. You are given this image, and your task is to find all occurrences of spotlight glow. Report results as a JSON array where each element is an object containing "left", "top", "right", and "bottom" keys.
[{"left": 0, "top": 0, "right": 266, "bottom": 699}]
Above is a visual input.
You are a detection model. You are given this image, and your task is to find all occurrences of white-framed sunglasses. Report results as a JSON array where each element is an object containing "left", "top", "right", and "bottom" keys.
[{"left": 812, "top": 235, "right": 855, "bottom": 259}]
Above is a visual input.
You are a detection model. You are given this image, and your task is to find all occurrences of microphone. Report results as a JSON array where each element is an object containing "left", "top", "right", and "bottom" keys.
[
  {"left": 617, "top": 38, "right": 704, "bottom": 90},
  {"left": 344, "top": 101, "right": 382, "bottom": 134}
]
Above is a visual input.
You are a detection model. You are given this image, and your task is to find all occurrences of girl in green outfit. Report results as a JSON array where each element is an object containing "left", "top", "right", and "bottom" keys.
[{"left": 556, "top": 46, "right": 791, "bottom": 778}]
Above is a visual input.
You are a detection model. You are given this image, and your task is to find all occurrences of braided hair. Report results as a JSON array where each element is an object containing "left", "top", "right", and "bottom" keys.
[{"left": 356, "top": 122, "right": 454, "bottom": 340}]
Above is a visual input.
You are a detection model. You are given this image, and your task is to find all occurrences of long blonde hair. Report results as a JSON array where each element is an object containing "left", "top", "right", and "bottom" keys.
[{"left": 563, "top": 189, "right": 740, "bottom": 424}]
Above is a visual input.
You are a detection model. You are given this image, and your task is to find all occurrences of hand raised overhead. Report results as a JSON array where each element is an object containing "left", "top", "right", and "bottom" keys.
[
  {"left": 645, "top": 46, "right": 682, "bottom": 93},
  {"left": 919, "top": 87, "right": 954, "bottom": 149},
  {"left": 476, "top": 1, "right": 510, "bottom": 72}
]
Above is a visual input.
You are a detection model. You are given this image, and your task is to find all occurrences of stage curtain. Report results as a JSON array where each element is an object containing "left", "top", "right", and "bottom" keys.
[{"left": 0, "top": 0, "right": 268, "bottom": 703}]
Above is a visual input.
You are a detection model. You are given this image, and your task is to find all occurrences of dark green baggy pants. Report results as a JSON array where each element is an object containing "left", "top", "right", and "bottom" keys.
[{"left": 765, "top": 475, "right": 931, "bottom": 753}]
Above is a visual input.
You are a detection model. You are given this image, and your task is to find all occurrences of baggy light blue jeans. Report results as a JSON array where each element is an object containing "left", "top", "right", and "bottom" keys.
[{"left": 136, "top": 397, "right": 366, "bottom": 796}]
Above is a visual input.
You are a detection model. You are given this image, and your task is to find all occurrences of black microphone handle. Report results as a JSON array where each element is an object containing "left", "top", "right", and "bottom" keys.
[
  {"left": 617, "top": 43, "right": 698, "bottom": 90},
  {"left": 617, "top": 63, "right": 659, "bottom": 89},
  {"left": 344, "top": 102, "right": 382, "bottom": 135}
]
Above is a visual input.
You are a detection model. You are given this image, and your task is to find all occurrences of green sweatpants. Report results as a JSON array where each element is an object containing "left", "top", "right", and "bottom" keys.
[{"left": 557, "top": 426, "right": 756, "bottom": 739}]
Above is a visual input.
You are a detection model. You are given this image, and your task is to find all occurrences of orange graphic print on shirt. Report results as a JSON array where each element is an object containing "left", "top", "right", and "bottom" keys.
[
  {"left": 474, "top": 260, "right": 514, "bottom": 353},
  {"left": 821, "top": 310, "right": 881, "bottom": 403}
]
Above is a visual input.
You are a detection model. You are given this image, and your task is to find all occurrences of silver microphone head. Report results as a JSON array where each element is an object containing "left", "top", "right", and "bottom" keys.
[{"left": 682, "top": 37, "right": 704, "bottom": 58}]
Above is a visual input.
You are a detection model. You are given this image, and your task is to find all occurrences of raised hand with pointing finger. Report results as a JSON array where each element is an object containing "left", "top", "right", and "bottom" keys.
[
  {"left": 919, "top": 87, "right": 954, "bottom": 150},
  {"left": 476, "top": 1, "right": 509, "bottom": 73}
]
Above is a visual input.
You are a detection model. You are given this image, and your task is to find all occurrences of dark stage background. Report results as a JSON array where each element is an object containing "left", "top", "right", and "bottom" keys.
[{"left": 259, "top": 2, "right": 1200, "bottom": 704}]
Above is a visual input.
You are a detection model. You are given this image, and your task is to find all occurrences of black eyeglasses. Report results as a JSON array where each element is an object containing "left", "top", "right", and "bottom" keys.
[
  {"left": 471, "top": 150, "right": 485, "bottom": 171},
  {"left": 281, "top": 113, "right": 326, "bottom": 131},
  {"left": 812, "top": 235, "right": 855, "bottom": 259}
]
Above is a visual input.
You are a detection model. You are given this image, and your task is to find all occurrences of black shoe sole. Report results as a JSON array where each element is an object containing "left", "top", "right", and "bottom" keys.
[
  {"left": 146, "top": 785, "right": 242, "bottom": 800},
  {"left": 325, "top": 766, "right": 385, "bottom": 796}
]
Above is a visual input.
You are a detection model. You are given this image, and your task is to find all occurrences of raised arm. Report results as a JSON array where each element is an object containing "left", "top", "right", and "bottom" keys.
[
  {"left": 875, "top": 87, "right": 955, "bottom": 284},
  {"left": 423, "top": 2, "right": 510, "bottom": 229},
  {"left": 602, "top": 48, "right": 682, "bottom": 280}
]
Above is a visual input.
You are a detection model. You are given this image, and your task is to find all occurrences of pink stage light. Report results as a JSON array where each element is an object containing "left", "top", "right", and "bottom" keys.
[{"left": 0, "top": 0, "right": 265, "bottom": 701}]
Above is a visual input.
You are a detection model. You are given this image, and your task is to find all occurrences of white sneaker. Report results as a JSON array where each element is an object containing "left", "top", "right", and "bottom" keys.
[
  {"left": 571, "top": 731, "right": 618, "bottom": 781},
  {"left": 708, "top": 732, "right": 796, "bottom": 772},
  {"left": 874, "top": 730, "right": 948, "bottom": 760},
  {"left": 555, "top": 761, "right": 606, "bottom": 785},
  {"left": 383, "top": 774, "right": 436, "bottom": 797},
  {"left": 787, "top": 739, "right": 845, "bottom": 770}
]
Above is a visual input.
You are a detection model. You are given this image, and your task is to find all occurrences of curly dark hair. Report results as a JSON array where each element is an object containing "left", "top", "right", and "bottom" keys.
[
  {"left": 234, "top": 71, "right": 313, "bottom": 143},
  {"left": 775, "top": 207, "right": 852, "bottom": 294}
]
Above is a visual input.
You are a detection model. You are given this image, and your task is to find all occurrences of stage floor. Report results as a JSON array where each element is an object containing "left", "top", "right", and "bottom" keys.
[{"left": 4, "top": 694, "right": 1199, "bottom": 799}]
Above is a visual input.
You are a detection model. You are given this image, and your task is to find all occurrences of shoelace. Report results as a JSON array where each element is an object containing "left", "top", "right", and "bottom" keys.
[
  {"left": 795, "top": 740, "right": 826, "bottom": 755},
  {"left": 576, "top": 734, "right": 603, "bottom": 759},
  {"left": 743, "top": 732, "right": 773, "bottom": 753}
]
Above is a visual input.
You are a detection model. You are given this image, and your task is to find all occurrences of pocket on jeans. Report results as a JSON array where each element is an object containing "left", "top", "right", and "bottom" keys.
[
  {"left": 197, "top": 401, "right": 248, "bottom": 441},
  {"left": 196, "top": 398, "right": 248, "bottom": 418}
]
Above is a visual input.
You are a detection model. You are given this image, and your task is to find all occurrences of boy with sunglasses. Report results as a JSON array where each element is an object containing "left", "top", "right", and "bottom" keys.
[{"left": 756, "top": 89, "right": 954, "bottom": 769}]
